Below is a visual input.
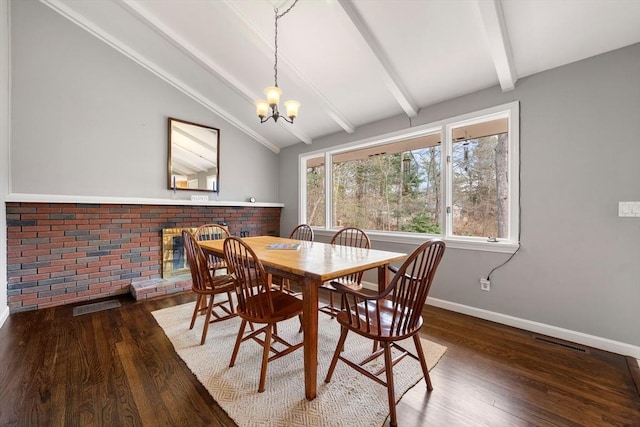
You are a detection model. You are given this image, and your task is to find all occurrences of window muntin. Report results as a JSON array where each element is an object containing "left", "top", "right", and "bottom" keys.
[{"left": 301, "top": 102, "right": 519, "bottom": 247}]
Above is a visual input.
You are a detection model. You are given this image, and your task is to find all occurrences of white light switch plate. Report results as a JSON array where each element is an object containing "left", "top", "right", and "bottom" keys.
[{"left": 618, "top": 201, "right": 640, "bottom": 217}]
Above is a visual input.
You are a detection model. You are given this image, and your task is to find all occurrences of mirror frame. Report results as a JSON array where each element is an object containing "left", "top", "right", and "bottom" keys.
[{"left": 168, "top": 117, "right": 220, "bottom": 193}]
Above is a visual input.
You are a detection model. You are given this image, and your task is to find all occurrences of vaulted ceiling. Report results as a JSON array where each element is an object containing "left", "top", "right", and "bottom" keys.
[{"left": 41, "top": 0, "right": 640, "bottom": 153}]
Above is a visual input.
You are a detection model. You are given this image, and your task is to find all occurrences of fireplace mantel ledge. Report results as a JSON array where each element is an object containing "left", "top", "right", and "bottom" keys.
[{"left": 6, "top": 193, "right": 284, "bottom": 208}]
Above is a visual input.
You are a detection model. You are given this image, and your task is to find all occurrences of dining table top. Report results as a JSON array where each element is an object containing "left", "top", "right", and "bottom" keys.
[{"left": 198, "top": 235, "right": 407, "bottom": 283}]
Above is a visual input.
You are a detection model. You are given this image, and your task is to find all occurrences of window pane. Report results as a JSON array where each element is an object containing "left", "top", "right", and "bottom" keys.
[
  {"left": 451, "top": 118, "right": 509, "bottom": 238},
  {"left": 305, "top": 157, "right": 325, "bottom": 227},
  {"left": 331, "top": 134, "right": 441, "bottom": 233}
]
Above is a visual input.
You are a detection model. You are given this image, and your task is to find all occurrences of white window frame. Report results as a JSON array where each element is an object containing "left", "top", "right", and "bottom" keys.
[{"left": 299, "top": 102, "right": 520, "bottom": 253}]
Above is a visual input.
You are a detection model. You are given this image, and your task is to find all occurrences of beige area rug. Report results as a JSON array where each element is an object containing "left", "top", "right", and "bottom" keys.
[{"left": 152, "top": 301, "right": 447, "bottom": 427}]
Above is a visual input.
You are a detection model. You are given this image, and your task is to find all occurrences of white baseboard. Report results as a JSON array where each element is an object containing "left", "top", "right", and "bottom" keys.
[
  {"left": 0, "top": 305, "right": 9, "bottom": 330},
  {"left": 426, "top": 297, "right": 640, "bottom": 359}
]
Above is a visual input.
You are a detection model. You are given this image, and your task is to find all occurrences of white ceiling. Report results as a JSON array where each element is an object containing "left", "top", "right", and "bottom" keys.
[{"left": 42, "top": 0, "right": 640, "bottom": 153}]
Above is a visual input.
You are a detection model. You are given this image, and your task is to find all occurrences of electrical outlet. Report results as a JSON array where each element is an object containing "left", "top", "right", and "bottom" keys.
[{"left": 480, "top": 278, "right": 490, "bottom": 291}]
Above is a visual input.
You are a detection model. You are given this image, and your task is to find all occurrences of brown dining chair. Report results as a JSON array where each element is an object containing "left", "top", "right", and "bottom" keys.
[
  {"left": 223, "top": 236, "right": 304, "bottom": 393},
  {"left": 279, "top": 224, "right": 315, "bottom": 295},
  {"left": 289, "top": 223, "right": 314, "bottom": 241},
  {"left": 183, "top": 230, "right": 236, "bottom": 345},
  {"left": 324, "top": 239, "right": 446, "bottom": 427},
  {"left": 319, "top": 227, "right": 371, "bottom": 317},
  {"left": 194, "top": 223, "right": 230, "bottom": 276}
]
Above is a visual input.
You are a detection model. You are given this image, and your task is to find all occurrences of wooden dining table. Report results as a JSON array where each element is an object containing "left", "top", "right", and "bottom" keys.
[{"left": 198, "top": 235, "right": 406, "bottom": 400}]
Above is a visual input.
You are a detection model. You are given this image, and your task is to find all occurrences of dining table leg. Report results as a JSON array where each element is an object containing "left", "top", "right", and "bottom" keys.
[{"left": 301, "top": 277, "right": 319, "bottom": 400}]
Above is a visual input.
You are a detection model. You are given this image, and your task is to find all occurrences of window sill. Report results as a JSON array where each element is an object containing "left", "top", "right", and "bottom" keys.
[{"left": 312, "top": 229, "right": 519, "bottom": 253}]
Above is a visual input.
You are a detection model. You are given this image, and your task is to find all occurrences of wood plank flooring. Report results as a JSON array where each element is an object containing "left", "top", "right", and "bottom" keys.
[{"left": 0, "top": 292, "right": 638, "bottom": 426}]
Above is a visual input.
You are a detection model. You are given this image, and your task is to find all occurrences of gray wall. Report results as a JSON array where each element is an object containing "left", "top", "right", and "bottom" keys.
[
  {"left": 1, "top": 0, "right": 9, "bottom": 320},
  {"left": 279, "top": 44, "right": 640, "bottom": 349},
  {"left": 10, "top": 0, "right": 278, "bottom": 202}
]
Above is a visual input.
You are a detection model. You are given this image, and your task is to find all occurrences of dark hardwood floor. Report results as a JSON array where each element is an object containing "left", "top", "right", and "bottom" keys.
[{"left": 0, "top": 292, "right": 638, "bottom": 426}]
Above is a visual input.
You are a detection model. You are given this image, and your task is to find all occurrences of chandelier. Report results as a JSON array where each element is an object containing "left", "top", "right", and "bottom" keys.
[{"left": 255, "top": 0, "right": 300, "bottom": 124}]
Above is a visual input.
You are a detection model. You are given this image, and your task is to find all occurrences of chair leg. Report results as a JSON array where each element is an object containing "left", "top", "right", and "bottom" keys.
[
  {"left": 383, "top": 342, "right": 398, "bottom": 427},
  {"left": 258, "top": 323, "right": 273, "bottom": 393},
  {"left": 324, "top": 326, "right": 349, "bottom": 383},
  {"left": 413, "top": 334, "right": 433, "bottom": 391},
  {"left": 226, "top": 291, "right": 235, "bottom": 313},
  {"left": 200, "top": 293, "right": 216, "bottom": 345},
  {"left": 328, "top": 291, "right": 335, "bottom": 317},
  {"left": 190, "top": 295, "right": 204, "bottom": 330},
  {"left": 229, "top": 319, "right": 248, "bottom": 368}
]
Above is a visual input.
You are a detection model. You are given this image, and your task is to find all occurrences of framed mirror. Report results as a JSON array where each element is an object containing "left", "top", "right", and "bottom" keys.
[{"left": 168, "top": 117, "right": 220, "bottom": 192}]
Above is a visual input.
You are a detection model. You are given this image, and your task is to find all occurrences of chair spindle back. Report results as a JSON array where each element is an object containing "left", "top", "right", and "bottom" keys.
[
  {"left": 183, "top": 230, "right": 215, "bottom": 292},
  {"left": 330, "top": 227, "right": 371, "bottom": 285},
  {"left": 289, "top": 224, "right": 314, "bottom": 241},
  {"left": 223, "top": 237, "right": 273, "bottom": 320},
  {"left": 343, "top": 239, "right": 445, "bottom": 338},
  {"left": 195, "top": 224, "right": 230, "bottom": 271}
]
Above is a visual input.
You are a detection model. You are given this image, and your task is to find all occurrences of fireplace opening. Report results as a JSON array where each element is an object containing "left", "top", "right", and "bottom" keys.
[{"left": 162, "top": 227, "right": 197, "bottom": 278}]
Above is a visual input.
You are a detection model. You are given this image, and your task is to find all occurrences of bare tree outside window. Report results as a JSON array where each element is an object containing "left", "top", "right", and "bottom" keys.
[
  {"left": 305, "top": 157, "right": 325, "bottom": 227},
  {"left": 451, "top": 122, "right": 509, "bottom": 238},
  {"left": 326, "top": 134, "right": 442, "bottom": 233}
]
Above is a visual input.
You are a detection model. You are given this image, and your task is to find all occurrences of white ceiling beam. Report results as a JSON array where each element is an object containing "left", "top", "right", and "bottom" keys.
[
  {"left": 116, "top": 0, "right": 311, "bottom": 147},
  {"left": 41, "top": 0, "right": 282, "bottom": 153},
  {"left": 120, "top": 0, "right": 313, "bottom": 145},
  {"left": 221, "top": 0, "right": 354, "bottom": 137},
  {"left": 476, "top": 0, "right": 518, "bottom": 91},
  {"left": 337, "top": 0, "right": 418, "bottom": 118}
]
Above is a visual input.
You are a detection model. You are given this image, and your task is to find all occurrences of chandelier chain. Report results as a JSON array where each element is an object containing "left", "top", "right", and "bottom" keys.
[{"left": 273, "top": 0, "right": 299, "bottom": 88}]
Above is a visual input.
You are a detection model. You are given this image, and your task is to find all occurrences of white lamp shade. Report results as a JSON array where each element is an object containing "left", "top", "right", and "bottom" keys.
[
  {"left": 255, "top": 100, "right": 269, "bottom": 117},
  {"left": 284, "top": 100, "right": 300, "bottom": 118},
  {"left": 264, "top": 86, "right": 282, "bottom": 106}
]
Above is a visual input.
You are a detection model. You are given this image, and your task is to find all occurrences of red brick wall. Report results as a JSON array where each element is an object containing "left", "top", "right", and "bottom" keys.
[{"left": 6, "top": 202, "right": 282, "bottom": 312}]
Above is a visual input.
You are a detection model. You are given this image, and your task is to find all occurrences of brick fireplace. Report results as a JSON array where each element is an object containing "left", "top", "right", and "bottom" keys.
[{"left": 6, "top": 202, "right": 281, "bottom": 312}]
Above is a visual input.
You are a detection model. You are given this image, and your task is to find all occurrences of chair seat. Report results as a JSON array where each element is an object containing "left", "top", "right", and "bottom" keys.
[
  {"left": 336, "top": 299, "right": 423, "bottom": 341},
  {"left": 319, "top": 279, "right": 363, "bottom": 317},
  {"left": 242, "top": 290, "right": 304, "bottom": 323},
  {"left": 196, "top": 275, "right": 234, "bottom": 294},
  {"left": 321, "top": 280, "right": 362, "bottom": 291}
]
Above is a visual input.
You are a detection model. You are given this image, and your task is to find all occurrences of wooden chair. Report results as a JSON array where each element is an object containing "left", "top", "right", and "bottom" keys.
[
  {"left": 182, "top": 230, "right": 236, "bottom": 345},
  {"left": 319, "top": 227, "right": 371, "bottom": 317},
  {"left": 280, "top": 224, "right": 315, "bottom": 295},
  {"left": 223, "top": 236, "right": 304, "bottom": 393},
  {"left": 324, "top": 239, "right": 446, "bottom": 427},
  {"left": 194, "top": 224, "right": 230, "bottom": 276},
  {"left": 289, "top": 223, "right": 314, "bottom": 241}
]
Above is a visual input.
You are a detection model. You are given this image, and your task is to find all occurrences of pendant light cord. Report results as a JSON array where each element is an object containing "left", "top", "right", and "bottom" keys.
[{"left": 273, "top": 0, "right": 299, "bottom": 88}]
